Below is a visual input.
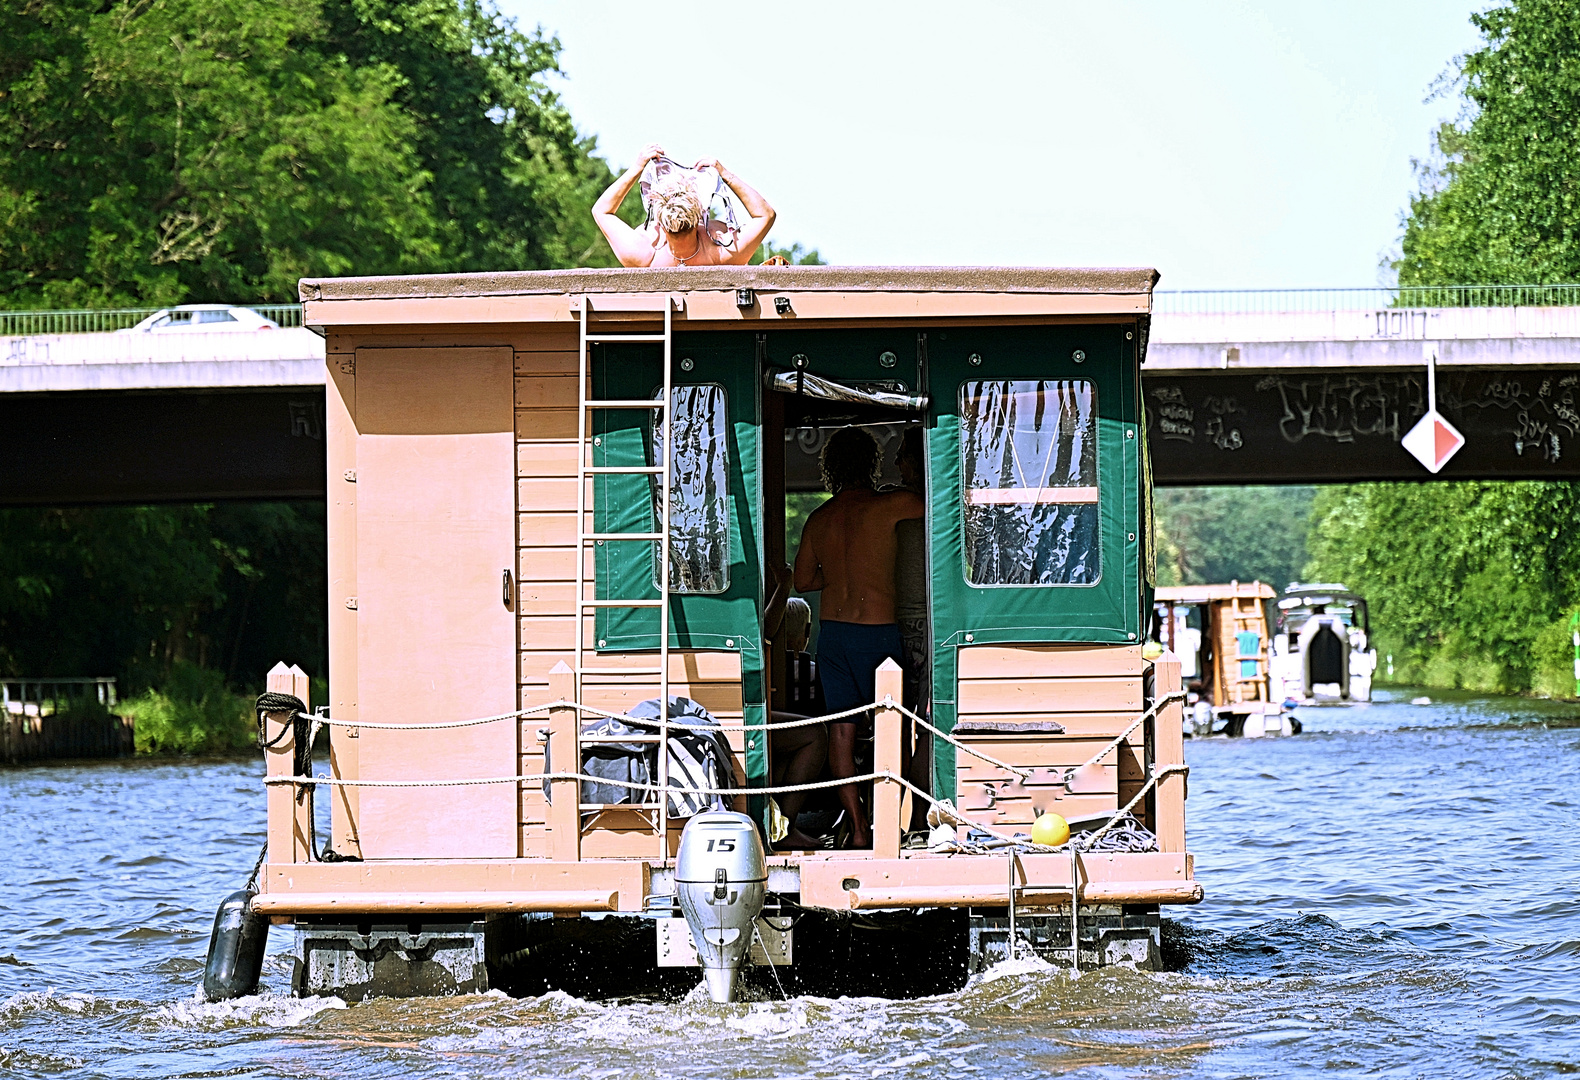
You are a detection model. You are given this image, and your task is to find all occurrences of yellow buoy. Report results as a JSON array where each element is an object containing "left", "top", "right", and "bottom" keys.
[{"left": 1031, "top": 812, "right": 1070, "bottom": 847}]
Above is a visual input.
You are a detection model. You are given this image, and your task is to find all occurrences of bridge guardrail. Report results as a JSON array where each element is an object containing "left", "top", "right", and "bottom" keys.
[
  {"left": 0, "top": 305, "right": 303, "bottom": 336},
  {"left": 1153, "top": 285, "right": 1580, "bottom": 314},
  {"left": 2, "top": 291, "right": 1578, "bottom": 328}
]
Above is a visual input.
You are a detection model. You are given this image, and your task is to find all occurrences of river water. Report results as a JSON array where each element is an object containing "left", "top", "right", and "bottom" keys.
[{"left": 2, "top": 687, "right": 1577, "bottom": 1079}]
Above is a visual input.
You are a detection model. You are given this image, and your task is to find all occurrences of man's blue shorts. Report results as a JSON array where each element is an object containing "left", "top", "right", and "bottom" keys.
[{"left": 816, "top": 619, "right": 904, "bottom": 723}]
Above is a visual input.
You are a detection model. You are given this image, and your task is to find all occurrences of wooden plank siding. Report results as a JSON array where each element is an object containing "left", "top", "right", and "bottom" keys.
[
  {"left": 954, "top": 645, "right": 1151, "bottom": 831},
  {"left": 514, "top": 357, "right": 749, "bottom": 856}
]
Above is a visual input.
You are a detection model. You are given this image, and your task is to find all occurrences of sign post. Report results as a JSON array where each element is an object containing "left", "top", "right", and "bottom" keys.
[{"left": 1402, "top": 342, "right": 1465, "bottom": 474}]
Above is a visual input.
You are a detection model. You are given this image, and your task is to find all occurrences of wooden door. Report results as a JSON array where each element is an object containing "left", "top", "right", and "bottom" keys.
[{"left": 354, "top": 347, "right": 518, "bottom": 858}]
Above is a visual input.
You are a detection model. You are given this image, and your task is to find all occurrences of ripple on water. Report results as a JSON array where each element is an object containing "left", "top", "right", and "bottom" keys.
[{"left": 4, "top": 699, "right": 1580, "bottom": 1077}]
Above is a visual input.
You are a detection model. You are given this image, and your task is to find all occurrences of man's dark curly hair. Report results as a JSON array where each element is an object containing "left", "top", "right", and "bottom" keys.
[{"left": 820, "top": 427, "right": 880, "bottom": 493}]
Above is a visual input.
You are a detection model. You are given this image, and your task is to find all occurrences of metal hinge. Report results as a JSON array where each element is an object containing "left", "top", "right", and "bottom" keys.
[
  {"left": 343, "top": 469, "right": 356, "bottom": 482},
  {"left": 345, "top": 597, "right": 358, "bottom": 610}
]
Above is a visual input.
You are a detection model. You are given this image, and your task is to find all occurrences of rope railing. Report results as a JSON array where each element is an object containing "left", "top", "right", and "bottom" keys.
[
  {"left": 269, "top": 690, "right": 1186, "bottom": 790},
  {"left": 263, "top": 763, "right": 1182, "bottom": 857},
  {"left": 261, "top": 686, "right": 1190, "bottom": 860}
]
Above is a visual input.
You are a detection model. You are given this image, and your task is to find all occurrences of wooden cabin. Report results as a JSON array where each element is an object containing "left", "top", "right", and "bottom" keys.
[
  {"left": 251, "top": 266, "right": 1198, "bottom": 995},
  {"left": 1154, "top": 582, "right": 1281, "bottom": 734}
]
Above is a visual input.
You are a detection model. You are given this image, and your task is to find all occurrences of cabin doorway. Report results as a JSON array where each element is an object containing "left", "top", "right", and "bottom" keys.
[
  {"left": 352, "top": 347, "right": 519, "bottom": 859},
  {"left": 762, "top": 347, "right": 932, "bottom": 842}
]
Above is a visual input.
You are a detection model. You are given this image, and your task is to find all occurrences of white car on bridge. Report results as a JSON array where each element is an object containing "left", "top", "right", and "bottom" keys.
[{"left": 120, "top": 305, "right": 281, "bottom": 333}]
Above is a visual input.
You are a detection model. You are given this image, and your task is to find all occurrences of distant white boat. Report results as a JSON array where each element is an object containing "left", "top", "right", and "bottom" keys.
[{"left": 1270, "top": 584, "right": 1377, "bottom": 704}]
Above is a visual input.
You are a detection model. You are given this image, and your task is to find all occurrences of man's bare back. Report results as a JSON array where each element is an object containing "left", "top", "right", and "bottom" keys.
[{"left": 794, "top": 488, "right": 924, "bottom": 624}]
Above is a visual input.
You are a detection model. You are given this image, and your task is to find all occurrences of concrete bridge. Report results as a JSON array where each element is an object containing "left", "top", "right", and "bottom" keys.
[
  {"left": 1145, "top": 289, "right": 1580, "bottom": 483},
  {"left": 4, "top": 286, "right": 1579, "bottom": 504}
]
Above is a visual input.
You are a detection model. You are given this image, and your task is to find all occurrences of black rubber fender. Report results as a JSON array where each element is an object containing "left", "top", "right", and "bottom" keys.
[{"left": 203, "top": 889, "right": 269, "bottom": 1001}]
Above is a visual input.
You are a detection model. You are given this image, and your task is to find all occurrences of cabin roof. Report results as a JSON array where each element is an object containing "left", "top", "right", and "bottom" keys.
[
  {"left": 1154, "top": 582, "right": 1276, "bottom": 603},
  {"left": 300, "top": 265, "right": 1159, "bottom": 303}
]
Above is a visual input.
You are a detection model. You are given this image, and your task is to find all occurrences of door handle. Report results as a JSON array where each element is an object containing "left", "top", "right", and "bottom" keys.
[{"left": 502, "top": 568, "right": 514, "bottom": 610}]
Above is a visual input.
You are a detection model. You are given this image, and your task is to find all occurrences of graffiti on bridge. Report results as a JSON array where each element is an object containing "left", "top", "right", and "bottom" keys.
[{"left": 1444, "top": 374, "right": 1580, "bottom": 465}]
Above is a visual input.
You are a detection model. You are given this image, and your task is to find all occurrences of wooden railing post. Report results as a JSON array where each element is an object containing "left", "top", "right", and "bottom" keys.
[
  {"left": 547, "top": 662, "right": 580, "bottom": 862},
  {"left": 1152, "top": 652, "right": 1186, "bottom": 853},
  {"left": 873, "top": 659, "right": 904, "bottom": 859},
  {"left": 264, "top": 662, "right": 312, "bottom": 864}
]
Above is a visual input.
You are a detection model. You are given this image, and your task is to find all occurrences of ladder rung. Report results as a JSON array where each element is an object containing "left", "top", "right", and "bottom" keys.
[
  {"left": 583, "top": 532, "right": 663, "bottom": 541},
  {"left": 580, "top": 802, "right": 661, "bottom": 811},
  {"left": 581, "top": 598, "right": 664, "bottom": 608},
  {"left": 585, "top": 334, "right": 668, "bottom": 343},
  {"left": 578, "top": 666, "right": 666, "bottom": 675},
  {"left": 585, "top": 466, "right": 664, "bottom": 474},
  {"left": 584, "top": 399, "right": 666, "bottom": 409}
]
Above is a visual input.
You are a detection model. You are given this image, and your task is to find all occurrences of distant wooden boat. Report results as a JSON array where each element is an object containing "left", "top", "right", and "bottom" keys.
[{"left": 1153, "top": 582, "right": 1288, "bottom": 736}]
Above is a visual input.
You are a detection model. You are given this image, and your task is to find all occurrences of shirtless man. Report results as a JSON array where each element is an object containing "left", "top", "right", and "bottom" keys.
[
  {"left": 794, "top": 428, "right": 923, "bottom": 848},
  {"left": 592, "top": 143, "right": 775, "bottom": 267}
]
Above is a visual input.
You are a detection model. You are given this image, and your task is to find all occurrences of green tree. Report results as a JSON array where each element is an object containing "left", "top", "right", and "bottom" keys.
[
  {"left": 0, "top": 503, "right": 327, "bottom": 695},
  {"left": 0, "top": 0, "right": 625, "bottom": 308},
  {"left": 1397, "top": 0, "right": 1580, "bottom": 286},
  {"left": 751, "top": 240, "right": 826, "bottom": 266},
  {"left": 1153, "top": 486, "right": 1315, "bottom": 590},
  {"left": 1350, "top": 0, "right": 1580, "bottom": 694},
  {"left": 1305, "top": 482, "right": 1580, "bottom": 693}
]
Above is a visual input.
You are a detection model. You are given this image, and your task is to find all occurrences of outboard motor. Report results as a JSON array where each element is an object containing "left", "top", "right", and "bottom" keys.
[
  {"left": 203, "top": 888, "right": 269, "bottom": 1001},
  {"left": 674, "top": 810, "right": 766, "bottom": 1003}
]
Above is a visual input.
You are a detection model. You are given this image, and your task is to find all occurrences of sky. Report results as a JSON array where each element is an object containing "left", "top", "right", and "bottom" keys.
[{"left": 499, "top": 1, "right": 1489, "bottom": 289}]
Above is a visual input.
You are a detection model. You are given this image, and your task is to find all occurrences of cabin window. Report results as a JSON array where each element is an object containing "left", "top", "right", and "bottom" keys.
[
  {"left": 959, "top": 379, "right": 1100, "bottom": 586},
  {"left": 650, "top": 383, "right": 730, "bottom": 593}
]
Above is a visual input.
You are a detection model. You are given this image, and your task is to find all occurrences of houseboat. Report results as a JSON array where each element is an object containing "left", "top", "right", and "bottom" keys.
[
  {"left": 1270, "top": 583, "right": 1376, "bottom": 703},
  {"left": 208, "top": 266, "right": 1198, "bottom": 1003},
  {"left": 1153, "top": 582, "right": 1290, "bottom": 737}
]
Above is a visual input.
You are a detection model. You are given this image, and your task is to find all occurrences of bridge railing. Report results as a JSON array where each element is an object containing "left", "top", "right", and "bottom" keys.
[
  {"left": 1154, "top": 284, "right": 1580, "bottom": 314},
  {"left": 5, "top": 289, "right": 1579, "bottom": 329},
  {"left": 0, "top": 304, "right": 304, "bottom": 336}
]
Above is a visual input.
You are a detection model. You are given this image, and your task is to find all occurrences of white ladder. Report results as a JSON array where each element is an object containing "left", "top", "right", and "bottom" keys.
[{"left": 574, "top": 295, "right": 679, "bottom": 861}]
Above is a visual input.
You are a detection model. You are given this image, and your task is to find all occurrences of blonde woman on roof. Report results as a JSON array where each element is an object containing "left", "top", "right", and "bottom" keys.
[{"left": 592, "top": 143, "right": 776, "bottom": 267}]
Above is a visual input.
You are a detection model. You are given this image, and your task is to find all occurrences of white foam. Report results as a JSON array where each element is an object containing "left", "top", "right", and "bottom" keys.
[
  {"left": 0, "top": 988, "right": 106, "bottom": 1019},
  {"left": 722, "top": 1000, "right": 813, "bottom": 1037},
  {"left": 151, "top": 987, "right": 347, "bottom": 1030},
  {"left": 968, "top": 953, "right": 1058, "bottom": 985}
]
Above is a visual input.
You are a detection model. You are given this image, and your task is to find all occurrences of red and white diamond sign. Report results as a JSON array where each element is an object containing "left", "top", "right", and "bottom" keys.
[{"left": 1401, "top": 409, "right": 1464, "bottom": 474}]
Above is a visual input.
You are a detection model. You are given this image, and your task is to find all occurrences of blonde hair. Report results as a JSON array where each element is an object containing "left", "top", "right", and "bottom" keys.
[
  {"left": 783, "top": 597, "right": 812, "bottom": 653},
  {"left": 651, "top": 174, "right": 703, "bottom": 234}
]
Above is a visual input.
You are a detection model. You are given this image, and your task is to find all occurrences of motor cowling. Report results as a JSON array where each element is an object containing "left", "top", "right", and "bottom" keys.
[{"left": 674, "top": 811, "right": 766, "bottom": 1003}]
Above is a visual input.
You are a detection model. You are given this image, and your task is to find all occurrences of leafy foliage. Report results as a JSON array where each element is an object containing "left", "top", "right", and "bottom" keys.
[
  {"left": 0, "top": 503, "right": 326, "bottom": 697},
  {"left": 0, "top": 0, "right": 624, "bottom": 307},
  {"left": 1337, "top": 0, "right": 1580, "bottom": 695},
  {"left": 752, "top": 240, "right": 825, "bottom": 266},
  {"left": 1397, "top": 0, "right": 1580, "bottom": 287},
  {"left": 1305, "top": 483, "right": 1580, "bottom": 694},
  {"left": 120, "top": 660, "right": 255, "bottom": 754},
  {"left": 1153, "top": 486, "right": 1315, "bottom": 590}
]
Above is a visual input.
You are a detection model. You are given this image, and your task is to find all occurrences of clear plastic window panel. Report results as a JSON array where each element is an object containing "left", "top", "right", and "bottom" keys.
[
  {"left": 960, "top": 379, "right": 1100, "bottom": 586},
  {"left": 650, "top": 383, "right": 730, "bottom": 593}
]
